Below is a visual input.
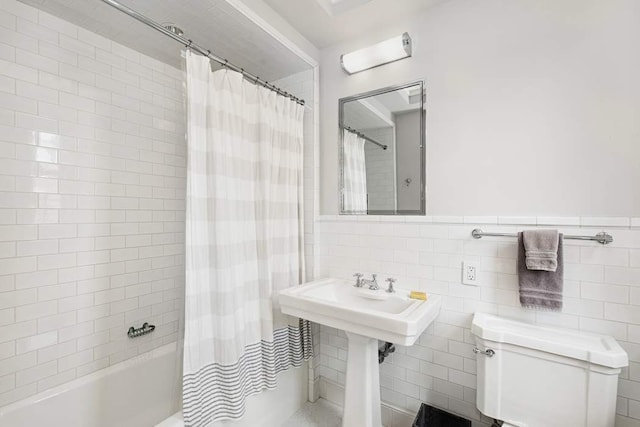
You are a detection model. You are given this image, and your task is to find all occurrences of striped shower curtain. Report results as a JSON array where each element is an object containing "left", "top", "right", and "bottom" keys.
[
  {"left": 342, "top": 129, "right": 367, "bottom": 214},
  {"left": 183, "top": 51, "right": 311, "bottom": 427}
]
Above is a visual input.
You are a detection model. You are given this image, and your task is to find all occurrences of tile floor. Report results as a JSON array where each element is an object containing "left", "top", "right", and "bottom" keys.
[{"left": 281, "top": 399, "right": 343, "bottom": 427}]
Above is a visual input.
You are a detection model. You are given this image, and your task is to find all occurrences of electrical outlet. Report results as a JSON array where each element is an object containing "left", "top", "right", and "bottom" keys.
[{"left": 462, "top": 261, "right": 479, "bottom": 286}]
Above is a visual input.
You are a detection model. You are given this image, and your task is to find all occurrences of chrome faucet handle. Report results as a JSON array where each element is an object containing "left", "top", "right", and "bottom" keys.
[
  {"left": 385, "top": 278, "right": 396, "bottom": 293},
  {"left": 353, "top": 273, "right": 364, "bottom": 287}
]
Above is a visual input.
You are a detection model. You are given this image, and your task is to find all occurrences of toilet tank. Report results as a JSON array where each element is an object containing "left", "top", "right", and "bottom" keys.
[{"left": 471, "top": 313, "right": 628, "bottom": 427}]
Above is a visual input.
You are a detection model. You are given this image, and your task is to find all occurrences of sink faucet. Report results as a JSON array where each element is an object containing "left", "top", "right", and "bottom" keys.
[
  {"left": 353, "top": 273, "right": 364, "bottom": 287},
  {"left": 361, "top": 274, "right": 379, "bottom": 290}
]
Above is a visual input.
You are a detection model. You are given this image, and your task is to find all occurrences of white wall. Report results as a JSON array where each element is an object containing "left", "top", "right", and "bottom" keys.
[
  {"left": 320, "top": 0, "right": 640, "bottom": 216},
  {"left": 0, "top": 0, "right": 186, "bottom": 405}
]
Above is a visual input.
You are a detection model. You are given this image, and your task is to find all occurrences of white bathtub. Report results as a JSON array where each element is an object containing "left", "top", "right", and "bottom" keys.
[
  {"left": 0, "top": 343, "right": 180, "bottom": 427},
  {"left": 0, "top": 341, "right": 309, "bottom": 427}
]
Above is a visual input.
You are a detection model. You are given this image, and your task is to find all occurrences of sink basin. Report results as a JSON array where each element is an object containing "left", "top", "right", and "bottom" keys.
[{"left": 279, "top": 277, "right": 441, "bottom": 345}]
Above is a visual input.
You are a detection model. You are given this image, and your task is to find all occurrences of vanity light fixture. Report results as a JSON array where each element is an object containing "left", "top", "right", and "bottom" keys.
[{"left": 340, "top": 32, "right": 412, "bottom": 75}]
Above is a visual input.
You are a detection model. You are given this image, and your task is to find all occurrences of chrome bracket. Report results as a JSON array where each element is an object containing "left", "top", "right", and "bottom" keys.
[{"left": 473, "top": 346, "right": 495, "bottom": 357}]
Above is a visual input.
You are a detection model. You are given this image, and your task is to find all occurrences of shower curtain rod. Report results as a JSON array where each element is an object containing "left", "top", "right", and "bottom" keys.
[
  {"left": 342, "top": 126, "right": 388, "bottom": 150},
  {"left": 98, "top": 0, "right": 305, "bottom": 106}
]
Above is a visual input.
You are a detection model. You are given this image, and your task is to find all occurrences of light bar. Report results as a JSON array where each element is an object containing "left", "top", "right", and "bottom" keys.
[{"left": 340, "top": 33, "right": 412, "bottom": 75}]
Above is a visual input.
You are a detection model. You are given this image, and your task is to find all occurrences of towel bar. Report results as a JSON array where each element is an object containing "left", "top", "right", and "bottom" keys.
[{"left": 471, "top": 228, "right": 613, "bottom": 245}]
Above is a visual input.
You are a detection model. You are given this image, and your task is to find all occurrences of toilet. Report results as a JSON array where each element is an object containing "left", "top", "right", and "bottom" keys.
[{"left": 471, "top": 313, "right": 628, "bottom": 427}]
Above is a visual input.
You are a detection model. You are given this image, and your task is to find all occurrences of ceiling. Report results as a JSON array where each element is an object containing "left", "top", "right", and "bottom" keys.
[
  {"left": 263, "top": 0, "right": 446, "bottom": 48},
  {"left": 344, "top": 100, "right": 390, "bottom": 130},
  {"left": 344, "top": 86, "right": 420, "bottom": 130},
  {"left": 18, "top": 0, "right": 312, "bottom": 81}
]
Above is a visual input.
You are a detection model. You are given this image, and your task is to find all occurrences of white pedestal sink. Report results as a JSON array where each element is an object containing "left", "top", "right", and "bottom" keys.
[{"left": 279, "top": 278, "right": 442, "bottom": 427}]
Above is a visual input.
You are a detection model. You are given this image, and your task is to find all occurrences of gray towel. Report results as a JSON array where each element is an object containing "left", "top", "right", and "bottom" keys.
[
  {"left": 523, "top": 229, "right": 559, "bottom": 271},
  {"left": 518, "top": 232, "right": 563, "bottom": 311}
]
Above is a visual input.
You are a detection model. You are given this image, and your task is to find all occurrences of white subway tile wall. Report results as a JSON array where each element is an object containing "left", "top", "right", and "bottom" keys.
[
  {"left": 0, "top": 0, "right": 186, "bottom": 405},
  {"left": 317, "top": 217, "right": 640, "bottom": 426}
]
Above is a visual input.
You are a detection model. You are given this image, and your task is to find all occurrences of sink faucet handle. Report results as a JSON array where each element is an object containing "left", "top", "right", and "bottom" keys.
[
  {"left": 353, "top": 273, "right": 363, "bottom": 287},
  {"left": 385, "top": 278, "right": 396, "bottom": 293}
]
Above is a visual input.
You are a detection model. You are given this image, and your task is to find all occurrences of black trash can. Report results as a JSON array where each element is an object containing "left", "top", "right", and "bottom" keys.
[{"left": 412, "top": 403, "right": 471, "bottom": 427}]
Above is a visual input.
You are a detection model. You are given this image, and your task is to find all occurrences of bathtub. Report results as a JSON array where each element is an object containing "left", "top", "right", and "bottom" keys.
[
  {"left": 0, "top": 341, "right": 309, "bottom": 427},
  {"left": 0, "top": 343, "right": 180, "bottom": 427}
]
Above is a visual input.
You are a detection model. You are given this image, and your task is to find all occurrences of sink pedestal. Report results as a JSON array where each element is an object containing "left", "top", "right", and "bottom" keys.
[{"left": 343, "top": 332, "right": 382, "bottom": 427}]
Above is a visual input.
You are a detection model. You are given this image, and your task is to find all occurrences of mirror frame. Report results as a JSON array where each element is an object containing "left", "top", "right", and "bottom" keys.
[{"left": 339, "top": 80, "right": 426, "bottom": 215}]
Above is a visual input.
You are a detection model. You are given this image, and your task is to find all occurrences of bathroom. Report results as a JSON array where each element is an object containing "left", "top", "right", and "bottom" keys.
[{"left": 0, "top": 0, "right": 638, "bottom": 426}]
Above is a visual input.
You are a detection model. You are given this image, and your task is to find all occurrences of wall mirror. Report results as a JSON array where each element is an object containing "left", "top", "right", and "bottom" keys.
[{"left": 339, "top": 81, "right": 425, "bottom": 215}]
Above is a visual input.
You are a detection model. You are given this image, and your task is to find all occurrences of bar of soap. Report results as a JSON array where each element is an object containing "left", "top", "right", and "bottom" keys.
[{"left": 410, "top": 291, "right": 427, "bottom": 300}]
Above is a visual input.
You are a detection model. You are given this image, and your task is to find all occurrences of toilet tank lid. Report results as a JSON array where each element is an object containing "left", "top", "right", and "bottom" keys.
[{"left": 471, "top": 313, "right": 628, "bottom": 368}]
